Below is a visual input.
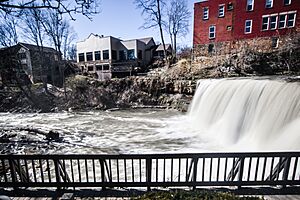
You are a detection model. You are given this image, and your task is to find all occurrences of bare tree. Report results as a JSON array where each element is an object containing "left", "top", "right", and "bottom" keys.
[
  {"left": 135, "top": 0, "right": 167, "bottom": 60},
  {"left": 0, "top": 12, "right": 18, "bottom": 47},
  {"left": 67, "top": 44, "right": 77, "bottom": 61},
  {"left": 166, "top": 0, "right": 190, "bottom": 58},
  {"left": 42, "top": 10, "right": 77, "bottom": 59},
  {"left": 0, "top": 0, "right": 100, "bottom": 20}
]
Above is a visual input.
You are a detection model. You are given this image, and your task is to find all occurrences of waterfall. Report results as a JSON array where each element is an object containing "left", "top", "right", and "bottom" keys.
[{"left": 188, "top": 78, "right": 300, "bottom": 151}]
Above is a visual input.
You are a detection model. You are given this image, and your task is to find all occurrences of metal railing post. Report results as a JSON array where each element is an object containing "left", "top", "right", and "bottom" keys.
[
  {"left": 146, "top": 158, "right": 152, "bottom": 191},
  {"left": 282, "top": 157, "right": 291, "bottom": 188},
  {"left": 9, "top": 159, "right": 17, "bottom": 190},
  {"left": 53, "top": 158, "right": 61, "bottom": 190},
  {"left": 238, "top": 157, "right": 245, "bottom": 189},
  {"left": 192, "top": 158, "right": 198, "bottom": 190},
  {"left": 100, "top": 159, "right": 106, "bottom": 190}
]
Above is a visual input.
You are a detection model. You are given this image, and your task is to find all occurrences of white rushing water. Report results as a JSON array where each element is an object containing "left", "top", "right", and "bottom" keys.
[{"left": 188, "top": 78, "right": 300, "bottom": 151}]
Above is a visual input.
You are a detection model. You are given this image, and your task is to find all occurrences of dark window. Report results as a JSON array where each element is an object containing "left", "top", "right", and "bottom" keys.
[
  {"left": 266, "top": 0, "right": 273, "bottom": 8},
  {"left": 86, "top": 52, "right": 93, "bottom": 61},
  {"left": 226, "top": 26, "right": 232, "bottom": 31},
  {"left": 96, "top": 65, "right": 102, "bottom": 71},
  {"left": 287, "top": 13, "right": 296, "bottom": 27},
  {"left": 284, "top": 0, "right": 291, "bottom": 5},
  {"left": 78, "top": 53, "right": 84, "bottom": 62},
  {"left": 138, "top": 50, "right": 143, "bottom": 59},
  {"left": 245, "top": 20, "right": 252, "bottom": 33},
  {"left": 270, "top": 16, "right": 277, "bottom": 30},
  {"left": 272, "top": 37, "right": 279, "bottom": 48},
  {"left": 246, "top": 0, "right": 254, "bottom": 11},
  {"left": 88, "top": 65, "right": 94, "bottom": 71},
  {"left": 227, "top": 2, "right": 233, "bottom": 10},
  {"left": 127, "top": 49, "right": 135, "bottom": 60},
  {"left": 95, "top": 51, "right": 101, "bottom": 60},
  {"left": 103, "top": 50, "right": 109, "bottom": 60},
  {"left": 103, "top": 65, "right": 110, "bottom": 70},
  {"left": 219, "top": 5, "right": 225, "bottom": 17},
  {"left": 18, "top": 53, "right": 26, "bottom": 59},
  {"left": 203, "top": 7, "right": 209, "bottom": 20},
  {"left": 208, "top": 44, "right": 214, "bottom": 53},
  {"left": 278, "top": 15, "right": 286, "bottom": 28},
  {"left": 209, "top": 25, "right": 216, "bottom": 39},
  {"left": 112, "top": 50, "right": 117, "bottom": 60},
  {"left": 119, "top": 50, "right": 127, "bottom": 60},
  {"left": 262, "top": 17, "right": 269, "bottom": 30}
]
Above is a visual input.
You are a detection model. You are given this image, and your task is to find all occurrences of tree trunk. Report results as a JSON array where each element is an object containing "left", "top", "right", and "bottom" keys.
[{"left": 157, "top": 0, "right": 167, "bottom": 63}]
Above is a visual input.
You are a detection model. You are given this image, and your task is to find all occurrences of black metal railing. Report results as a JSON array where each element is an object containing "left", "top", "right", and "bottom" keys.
[{"left": 0, "top": 152, "right": 299, "bottom": 190}]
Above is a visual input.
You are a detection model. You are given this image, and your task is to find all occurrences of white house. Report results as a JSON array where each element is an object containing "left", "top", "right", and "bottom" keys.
[{"left": 76, "top": 34, "right": 156, "bottom": 80}]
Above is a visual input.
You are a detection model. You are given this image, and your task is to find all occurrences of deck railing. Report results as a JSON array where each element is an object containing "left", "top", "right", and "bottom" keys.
[{"left": 0, "top": 152, "right": 299, "bottom": 190}]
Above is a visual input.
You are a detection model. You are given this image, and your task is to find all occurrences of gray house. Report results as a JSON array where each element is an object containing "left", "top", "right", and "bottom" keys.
[{"left": 76, "top": 34, "right": 156, "bottom": 80}]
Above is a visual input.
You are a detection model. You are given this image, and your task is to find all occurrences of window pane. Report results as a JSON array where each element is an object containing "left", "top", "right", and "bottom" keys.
[
  {"left": 219, "top": 5, "right": 225, "bottom": 17},
  {"left": 119, "top": 50, "right": 126, "bottom": 60},
  {"left": 103, "top": 65, "right": 110, "bottom": 70},
  {"left": 245, "top": 20, "right": 252, "bottom": 33},
  {"left": 79, "top": 53, "right": 84, "bottom": 62},
  {"left": 203, "top": 7, "right": 209, "bottom": 20},
  {"left": 270, "top": 16, "right": 277, "bottom": 29},
  {"left": 86, "top": 52, "right": 93, "bottom": 61},
  {"left": 112, "top": 50, "right": 117, "bottom": 60},
  {"left": 284, "top": 0, "right": 291, "bottom": 5},
  {"left": 95, "top": 51, "right": 101, "bottom": 60},
  {"left": 88, "top": 65, "right": 94, "bottom": 71},
  {"left": 209, "top": 26, "right": 215, "bottom": 38},
  {"left": 247, "top": 0, "right": 254, "bottom": 11},
  {"left": 103, "top": 50, "right": 109, "bottom": 60},
  {"left": 262, "top": 17, "right": 269, "bottom": 30},
  {"left": 278, "top": 15, "right": 286, "bottom": 28},
  {"left": 266, "top": 0, "right": 273, "bottom": 8},
  {"left": 127, "top": 49, "right": 135, "bottom": 60},
  {"left": 96, "top": 65, "right": 102, "bottom": 71},
  {"left": 287, "top": 13, "right": 295, "bottom": 27}
]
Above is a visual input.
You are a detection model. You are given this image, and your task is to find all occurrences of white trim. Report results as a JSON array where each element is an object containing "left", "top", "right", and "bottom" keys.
[
  {"left": 245, "top": 20, "right": 253, "bottom": 34},
  {"left": 287, "top": 12, "right": 296, "bottom": 27},
  {"left": 262, "top": 16, "right": 269, "bottom": 30},
  {"left": 203, "top": 7, "right": 209, "bottom": 20},
  {"left": 284, "top": 0, "right": 292, "bottom": 6},
  {"left": 278, "top": 14, "right": 287, "bottom": 29},
  {"left": 270, "top": 15, "right": 278, "bottom": 30},
  {"left": 246, "top": 0, "right": 254, "bottom": 11}
]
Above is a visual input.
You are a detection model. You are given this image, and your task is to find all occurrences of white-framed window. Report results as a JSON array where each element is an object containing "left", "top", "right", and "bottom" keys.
[
  {"left": 284, "top": 0, "right": 291, "bottom": 5},
  {"left": 245, "top": 20, "right": 252, "bottom": 34},
  {"left": 209, "top": 25, "right": 216, "bottom": 39},
  {"left": 203, "top": 7, "right": 209, "bottom": 20},
  {"left": 219, "top": 5, "right": 225, "bottom": 17},
  {"left": 266, "top": 0, "right": 273, "bottom": 8},
  {"left": 246, "top": 0, "right": 254, "bottom": 11},
  {"left": 287, "top": 13, "right": 296, "bottom": 27},
  {"left": 262, "top": 16, "right": 269, "bottom": 30},
  {"left": 278, "top": 14, "right": 287, "bottom": 28},
  {"left": 269, "top": 15, "right": 278, "bottom": 29}
]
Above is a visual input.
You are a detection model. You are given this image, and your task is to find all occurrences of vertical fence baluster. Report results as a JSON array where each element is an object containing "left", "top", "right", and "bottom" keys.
[
  {"left": 53, "top": 158, "right": 60, "bottom": 190},
  {"left": 255, "top": 157, "right": 260, "bottom": 181},
  {"left": 209, "top": 158, "right": 213, "bottom": 182},
  {"left": 193, "top": 157, "right": 198, "bottom": 190},
  {"left": 216, "top": 158, "right": 220, "bottom": 182},
  {"left": 70, "top": 159, "right": 74, "bottom": 182},
  {"left": 247, "top": 157, "right": 252, "bottom": 181},
  {"left": 100, "top": 158, "right": 106, "bottom": 190},
  {"left": 146, "top": 158, "right": 152, "bottom": 191},
  {"left": 292, "top": 157, "right": 298, "bottom": 181},
  {"left": 24, "top": 159, "right": 29, "bottom": 182},
  {"left": 238, "top": 156, "right": 245, "bottom": 189},
  {"left": 171, "top": 158, "right": 173, "bottom": 182},
  {"left": 156, "top": 159, "right": 158, "bottom": 182},
  {"left": 262, "top": 157, "right": 267, "bottom": 181},
  {"left": 269, "top": 157, "right": 274, "bottom": 181},
  {"left": 282, "top": 156, "right": 291, "bottom": 188},
  {"left": 202, "top": 158, "right": 205, "bottom": 182},
  {"left": 39, "top": 159, "right": 44, "bottom": 183},
  {"left": 92, "top": 159, "right": 96, "bottom": 182},
  {"left": 85, "top": 159, "right": 89, "bottom": 183},
  {"left": 178, "top": 158, "right": 181, "bottom": 182},
  {"left": 185, "top": 158, "right": 189, "bottom": 182},
  {"left": 46, "top": 159, "right": 51, "bottom": 183},
  {"left": 32, "top": 160, "right": 37, "bottom": 183},
  {"left": 276, "top": 157, "right": 282, "bottom": 181},
  {"left": 124, "top": 159, "right": 127, "bottom": 183},
  {"left": 163, "top": 159, "right": 166, "bottom": 182},
  {"left": 132, "top": 159, "right": 135, "bottom": 182},
  {"left": 224, "top": 158, "right": 228, "bottom": 181},
  {"left": 117, "top": 159, "right": 119, "bottom": 182},
  {"left": 2, "top": 159, "right": 7, "bottom": 182},
  {"left": 139, "top": 159, "right": 142, "bottom": 182},
  {"left": 9, "top": 159, "right": 17, "bottom": 186},
  {"left": 78, "top": 159, "right": 81, "bottom": 182}
]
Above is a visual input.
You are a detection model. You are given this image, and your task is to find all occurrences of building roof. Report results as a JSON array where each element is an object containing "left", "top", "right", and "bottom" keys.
[
  {"left": 19, "top": 43, "right": 59, "bottom": 54},
  {"left": 156, "top": 44, "right": 172, "bottom": 51}
]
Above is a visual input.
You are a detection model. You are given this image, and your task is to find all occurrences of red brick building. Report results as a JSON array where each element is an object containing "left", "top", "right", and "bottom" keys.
[{"left": 193, "top": 0, "right": 300, "bottom": 55}]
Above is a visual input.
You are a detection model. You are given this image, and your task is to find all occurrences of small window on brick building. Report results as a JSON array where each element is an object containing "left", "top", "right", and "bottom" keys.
[
  {"left": 246, "top": 0, "right": 254, "bottom": 11},
  {"left": 203, "top": 7, "right": 209, "bottom": 20},
  {"left": 270, "top": 16, "right": 277, "bottom": 30},
  {"left": 87, "top": 65, "right": 94, "bottom": 71},
  {"left": 284, "top": 0, "right": 291, "bottom": 5},
  {"left": 226, "top": 26, "right": 232, "bottom": 31},
  {"left": 208, "top": 44, "right": 214, "bottom": 53},
  {"left": 262, "top": 16, "right": 269, "bottom": 30},
  {"left": 278, "top": 14, "right": 286, "bottom": 28},
  {"left": 86, "top": 52, "right": 93, "bottom": 61},
  {"left": 78, "top": 53, "right": 84, "bottom": 62},
  {"left": 266, "top": 0, "right": 273, "bottom": 8},
  {"left": 219, "top": 5, "right": 225, "bottom": 17},
  {"left": 272, "top": 37, "right": 279, "bottom": 48},
  {"left": 227, "top": 2, "right": 233, "bottom": 11},
  {"left": 209, "top": 25, "right": 216, "bottom": 39},
  {"left": 287, "top": 13, "right": 296, "bottom": 27},
  {"left": 245, "top": 20, "right": 252, "bottom": 34}
]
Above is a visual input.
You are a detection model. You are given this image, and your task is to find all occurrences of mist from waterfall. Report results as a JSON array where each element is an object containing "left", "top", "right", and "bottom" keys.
[{"left": 188, "top": 78, "right": 300, "bottom": 151}]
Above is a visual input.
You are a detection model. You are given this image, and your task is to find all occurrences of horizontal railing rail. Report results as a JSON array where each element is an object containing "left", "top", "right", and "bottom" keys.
[{"left": 0, "top": 152, "right": 299, "bottom": 190}]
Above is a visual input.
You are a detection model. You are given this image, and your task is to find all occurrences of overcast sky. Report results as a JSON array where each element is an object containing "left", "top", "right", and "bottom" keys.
[{"left": 71, "top": 0, "right": 198, "bottom": 48}]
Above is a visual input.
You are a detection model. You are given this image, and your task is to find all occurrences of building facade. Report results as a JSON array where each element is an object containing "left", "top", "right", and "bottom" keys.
[
  {"left": 0, "top": 43, "right": 63, "bottom": 86},
  {"left": 193, "top": 0, "right": 300, "bottom": 56},
  {"left": 76, "top": 34, "right": 157, "bottom": 80}
]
